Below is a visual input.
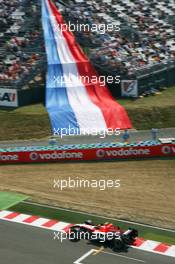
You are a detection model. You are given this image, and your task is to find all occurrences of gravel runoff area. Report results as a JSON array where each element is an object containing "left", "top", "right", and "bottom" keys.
[{"left": 0, "top": 159, "right": 175, "bottom": 229}]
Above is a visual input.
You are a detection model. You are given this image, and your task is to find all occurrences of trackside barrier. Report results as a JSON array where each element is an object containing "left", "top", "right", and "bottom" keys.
[{"left": 0, "top": 143, "right": 174, "bottom": 164}]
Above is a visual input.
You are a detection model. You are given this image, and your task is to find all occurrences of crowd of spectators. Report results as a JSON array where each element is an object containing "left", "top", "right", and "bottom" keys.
[
  {"left": 0, "top": 53, "right": 40, "bottom": 82},
  {"left": 1, "top": 0, "right": 175, "bottom": 88},
  {"left": 0, "top": 0, "right": 26, "bottom": 34},
  {"left": 0, "top": 0, "right": 43, "bottom": 87},
  {"left": 63, "top": 0, "right": 175, "bottom": 76}
]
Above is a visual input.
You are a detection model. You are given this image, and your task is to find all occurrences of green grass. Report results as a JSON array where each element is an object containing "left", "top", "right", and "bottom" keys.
[
  {"left": 118, "top": 86, "right": 175, "bottom": 130},
  {"left": 10, "top": 202, "right": 175, "bottom": 245},
  {"left": 0, "top": 104, "right": 51, "bottom": 140},
  {"left": 0, "top": 191, "right": 28, "bottom": 210},
  {"left": 118, "top": 86, "right": 175, "bottom": 108},
  {"left": 0, "top": 86, "right": 174, "bottom": 140}
]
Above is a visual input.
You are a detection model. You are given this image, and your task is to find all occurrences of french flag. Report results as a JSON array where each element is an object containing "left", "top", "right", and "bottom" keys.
[{"left": 42, "top": 0, "right": 132, "bottom": 135}]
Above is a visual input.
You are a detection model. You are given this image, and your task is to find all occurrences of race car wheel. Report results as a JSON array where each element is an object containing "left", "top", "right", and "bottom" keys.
[
  {"left": 69, "top": 227, "right": 81, "bottom": 242},
  {"left": 112, "top": 238, "right": 124, "bottom": 251}
]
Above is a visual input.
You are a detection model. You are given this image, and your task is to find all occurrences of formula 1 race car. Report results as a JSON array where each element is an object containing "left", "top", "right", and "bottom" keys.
[{"left": 67, "top": 220, "right": 138, "bottom": 251}]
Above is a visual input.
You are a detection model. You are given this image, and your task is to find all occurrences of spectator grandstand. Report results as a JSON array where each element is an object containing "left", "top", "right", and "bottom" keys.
[
  {"left": 63, "top": 0, "right": 175, "bottom": 95},
  {"left": 0, "top": 0, "right": 44, "bottom": 93},
  {"left": 0, "top": 0, "right": 175, "bottom": 106}
]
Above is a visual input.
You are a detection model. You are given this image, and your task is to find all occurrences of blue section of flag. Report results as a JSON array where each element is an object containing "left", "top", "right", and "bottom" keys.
[{"left": 42, "top": 0, "right": 80, "bottom": 135}]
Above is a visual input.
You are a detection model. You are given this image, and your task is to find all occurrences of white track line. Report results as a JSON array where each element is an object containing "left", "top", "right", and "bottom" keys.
[{"left": 73, "top": 249, "right": 95, "bottom": 264}]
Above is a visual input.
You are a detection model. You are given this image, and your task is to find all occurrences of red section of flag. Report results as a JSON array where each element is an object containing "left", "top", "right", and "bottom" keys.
[{"left": 48, "top": 0, "right": 132, "bottom": 130}]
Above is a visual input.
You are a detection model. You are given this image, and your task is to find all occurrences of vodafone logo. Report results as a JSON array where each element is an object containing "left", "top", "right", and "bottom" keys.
[
  {"left": 161, "top": 145, "right": 175, "bottom": 155},
  {"left": 96, "top": 147, "right": 150, "bottom": 158},
  {"left": 106, "top": 148, "right": 150, "bottom": 156},
  {"left": 30, "top": 152, "right": 39, "bottom": 160},
  {"left": 96, "top": 149, "right": 105, "bottom": 158},
  {"left": 0, "top": 154, "right": 18, "bottom": 161},
  {"left": 29, "top": 151, "right": 83, "bottom": 161}
]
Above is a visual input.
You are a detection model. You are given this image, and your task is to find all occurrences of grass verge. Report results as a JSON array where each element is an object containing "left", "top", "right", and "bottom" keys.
[
  {"left": 10, "top": 201, "right": 175, "bottom": 245},
  {"left": 0, "top": 104, "right": 50, "bottom": 140},
  {"left": 0, "top": 86, "right": 175, "bottom": 140},
  {"left": 118, "top": 86, "right": 175, "bottom": 130},
  {"left": 0, "top": 191, "right": 28, "bottom": 210}
]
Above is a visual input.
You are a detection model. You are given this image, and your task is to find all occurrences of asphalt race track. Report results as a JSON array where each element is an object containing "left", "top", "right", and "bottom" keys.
[{"left": 0, "top": 220, "right": 174, "bottom": 264}]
